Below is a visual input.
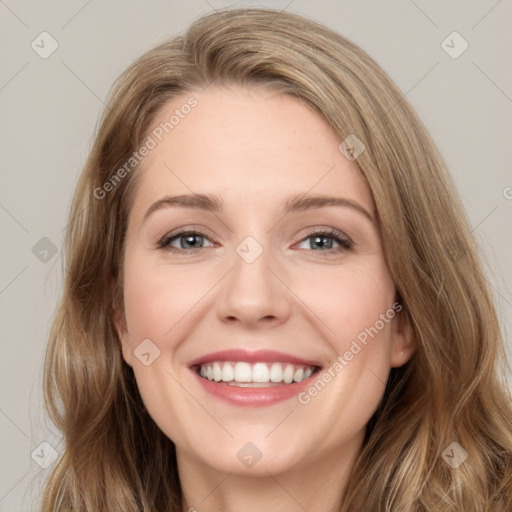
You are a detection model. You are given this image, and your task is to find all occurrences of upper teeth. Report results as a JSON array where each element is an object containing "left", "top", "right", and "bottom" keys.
[{"left": 199, "top": 361, "right": 315, "bottom": 385}]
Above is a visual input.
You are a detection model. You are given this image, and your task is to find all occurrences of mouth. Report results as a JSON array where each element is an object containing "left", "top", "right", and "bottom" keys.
[
  {"left": 188, "top": 349, "right": 323, "bottom": 406},
  {"left": 195, "top": 361, "right": 320, "bottom": 387}
]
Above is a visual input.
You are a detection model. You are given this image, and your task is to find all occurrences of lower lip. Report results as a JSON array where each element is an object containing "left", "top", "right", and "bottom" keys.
[{"left": 191, "top": 369, "right": 318, "bottom": 407}]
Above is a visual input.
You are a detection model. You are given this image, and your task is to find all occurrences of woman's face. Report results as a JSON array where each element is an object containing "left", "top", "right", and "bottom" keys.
[{"left": 115, "top": 85, "right": 414, "bottom": 478}]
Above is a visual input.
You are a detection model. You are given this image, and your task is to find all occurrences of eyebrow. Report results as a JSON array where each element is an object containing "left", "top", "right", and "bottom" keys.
[{"left": 143, "top": 193, "right": 374, "bottom": 223}]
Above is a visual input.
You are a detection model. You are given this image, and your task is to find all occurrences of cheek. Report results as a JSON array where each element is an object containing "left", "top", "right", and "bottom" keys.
[
  {"left": 120, "top": 252, "right": 205, "bottom": 439},
  {"left": 122, "top": 252, "right": 209, "bottom": 343},
  {"left": 298, "top": 263, "right": 396, "bottom": 413},
  {"left": 296, "top": 262, "right": 396, "bottom": 415},
  {"left": 300, "top": 263, "right": 395, "bottom": 350}
]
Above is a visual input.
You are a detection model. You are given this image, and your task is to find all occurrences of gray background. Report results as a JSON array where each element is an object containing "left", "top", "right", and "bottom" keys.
[{"left": 1, "top": 1, "right": 511, "bottom": 510}]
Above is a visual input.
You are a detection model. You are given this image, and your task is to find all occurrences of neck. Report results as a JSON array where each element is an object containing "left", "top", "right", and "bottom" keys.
[{"left": 178, "top": 431, "right": 364, "bottom": 512}]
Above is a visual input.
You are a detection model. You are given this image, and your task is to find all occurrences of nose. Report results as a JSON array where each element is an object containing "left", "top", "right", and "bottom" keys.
[{"left": 215, "top": 242, "right": 291, "bottom": 328}]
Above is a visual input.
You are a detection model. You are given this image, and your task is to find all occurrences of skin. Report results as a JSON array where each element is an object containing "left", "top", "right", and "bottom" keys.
[{"left": 114, "top": 85, "right": 416, "bottom": 512}]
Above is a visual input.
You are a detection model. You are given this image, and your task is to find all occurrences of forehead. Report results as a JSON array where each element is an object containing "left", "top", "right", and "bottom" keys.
[{"left": 129, "top": 85, "right": 374, "bottom": 219}]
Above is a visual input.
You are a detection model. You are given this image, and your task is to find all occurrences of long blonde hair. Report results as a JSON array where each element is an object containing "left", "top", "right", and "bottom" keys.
[{"left": 42, "top": 7, "right": 512, "bottom": 511}]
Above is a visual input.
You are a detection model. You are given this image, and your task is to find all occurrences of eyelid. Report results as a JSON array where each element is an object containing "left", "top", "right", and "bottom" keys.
[
  {"left": 299, "top": 226, "right": 353, "bottom": 244},
  {"left": 158, "top": 224, "right": 215, "bottom": 241}
]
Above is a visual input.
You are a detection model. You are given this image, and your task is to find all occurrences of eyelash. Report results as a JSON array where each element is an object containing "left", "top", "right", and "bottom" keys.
[{"left": 156, "top": 227, "right": 353, "bottom": 255}]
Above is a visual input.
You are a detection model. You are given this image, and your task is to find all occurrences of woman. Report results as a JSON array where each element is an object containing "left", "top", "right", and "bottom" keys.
[{"left": 41, "top": 7, "right": 512, "bottom": 511}]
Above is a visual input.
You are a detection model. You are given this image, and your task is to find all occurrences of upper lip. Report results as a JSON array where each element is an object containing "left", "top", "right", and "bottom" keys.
[{"left": 188, "top": 349, "right": 322, "bottom": 368}]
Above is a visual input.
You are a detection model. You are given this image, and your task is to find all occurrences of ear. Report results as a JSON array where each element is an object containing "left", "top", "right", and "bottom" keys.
[
  {"left": 389, "top": 304, "right": 416, "bottom": 368},
  {"left": 111, "top": 279, "right": 133, "bottom": 367}
]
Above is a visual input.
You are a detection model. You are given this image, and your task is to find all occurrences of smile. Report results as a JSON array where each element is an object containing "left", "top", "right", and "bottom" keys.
[
  {"left": 188, "top": 348, "right": 322, "bottom": 406},
  {"left": 198, "top": 361, "right": 316, "bottom": 386}
]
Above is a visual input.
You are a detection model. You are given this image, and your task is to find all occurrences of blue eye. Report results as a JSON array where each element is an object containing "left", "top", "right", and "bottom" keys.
[
  {"left": 157, "top": 231, "right": 215, "bottom": 252},
  {"left": 297, "top": 229, "right": 353, "bottom": 253},
  {"left": 157, "top": 228, "right": 353, "bottom": 255}
]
